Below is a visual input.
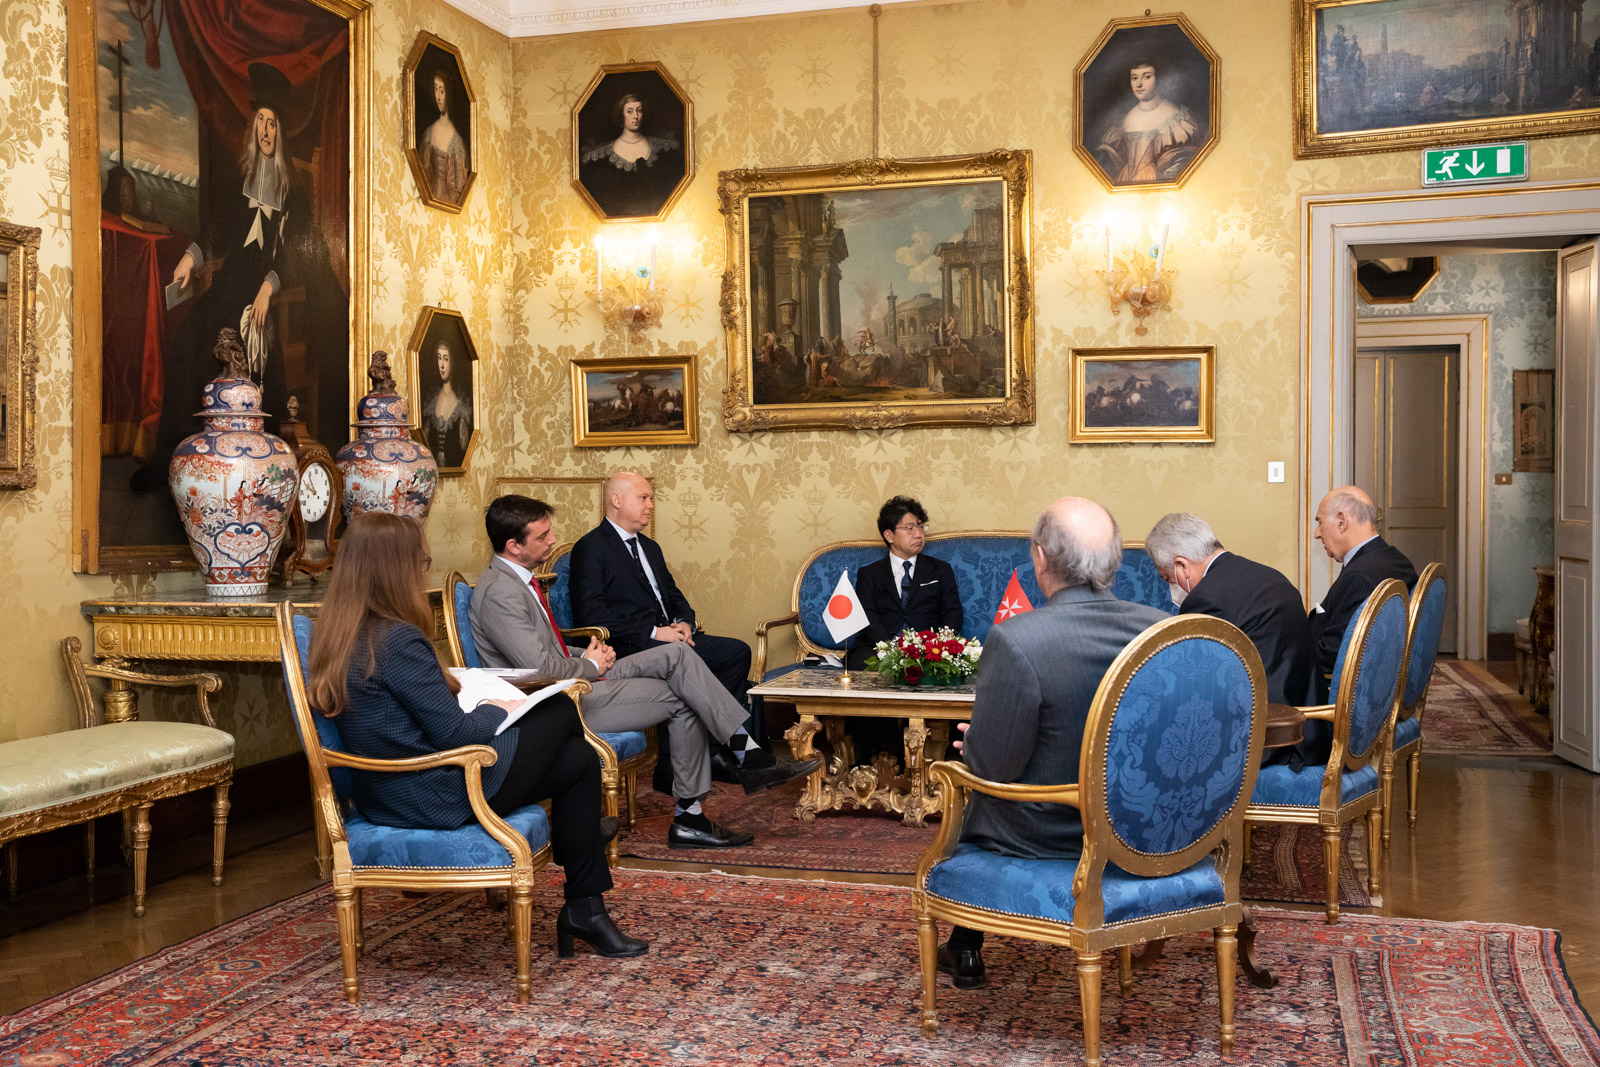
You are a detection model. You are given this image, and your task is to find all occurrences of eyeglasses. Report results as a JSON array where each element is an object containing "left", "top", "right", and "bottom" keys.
[{"left": 895, "top": 521, "right": 929, "bottom": 533}]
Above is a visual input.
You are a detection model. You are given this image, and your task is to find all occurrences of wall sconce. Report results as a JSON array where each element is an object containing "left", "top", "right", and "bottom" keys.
[
  {"left": 1095, "top": 216, "right": 1175, "bottom": 335},
  {"left": 593, "top": 233, "right": 663, "bottom": 343}
]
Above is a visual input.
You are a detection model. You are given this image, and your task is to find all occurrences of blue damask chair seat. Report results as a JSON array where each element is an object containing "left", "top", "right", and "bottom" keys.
[
  {"left": 344, "top": 804, "right": 551, "bottom": 870},
  {"left": 1250, "top": 762, "right": 1379, "bottom": 809},
  {"left": 924, "top": 843, "right": 1225, "bottom": 927},
  {"left": 1393, "top": 714, "right": 1422, "bottom": 749},
  {"left": 594, "top": 730, "right": 647, "bottom": 762}
]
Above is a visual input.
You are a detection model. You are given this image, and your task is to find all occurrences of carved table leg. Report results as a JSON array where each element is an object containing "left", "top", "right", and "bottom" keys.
[
  {"left": 901, "top": 718, "right": 934, "bottom": 826},
  {"left": 1238, "top": 908, "right": 1279, "bottom": 988},
  {"left": 784, "top": 716, "right": 825, "bottom": 820},
  {"left": 822, "top": 716, "right": 856, "bottom": 776}
]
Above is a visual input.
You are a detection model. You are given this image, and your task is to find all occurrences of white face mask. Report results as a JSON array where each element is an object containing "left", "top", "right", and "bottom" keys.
[{"left": 1169, "top": 581, "right": 1188, "bottom": 608}]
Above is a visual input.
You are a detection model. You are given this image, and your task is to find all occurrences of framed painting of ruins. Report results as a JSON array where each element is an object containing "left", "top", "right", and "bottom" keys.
[
  {"left": 67, "top": 0, "right": 371, "bottom": 573},
  {"left": 718, "top": 151, "right": 1035, "bottom": 432},
  {"left": 1293, "top": 0, "right": 1600, "bottom": 158}
]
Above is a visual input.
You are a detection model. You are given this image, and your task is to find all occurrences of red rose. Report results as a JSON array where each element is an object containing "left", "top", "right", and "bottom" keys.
[{"left": 903, "top": 662, "right": 924, "bottom": 684}]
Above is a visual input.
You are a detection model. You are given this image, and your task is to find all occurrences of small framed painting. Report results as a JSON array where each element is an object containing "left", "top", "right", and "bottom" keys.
[
  {"left": 1513, "top": 368, "right": 1554, "bottom": 473},
  {"left": 571, "top": 62, "right": 693, "bottom": 222},
  {"left": 404, "top": 31, "right": 476, "bottom": 212},
  {"left": 407, "top": 306, "right": 479, "bottom": 474},
  {"left": 1070, "top": 346, "right": 1214, "bottom": 443},
  {"left": 570, "top": 354, "right": 697, "bottom": 448}
]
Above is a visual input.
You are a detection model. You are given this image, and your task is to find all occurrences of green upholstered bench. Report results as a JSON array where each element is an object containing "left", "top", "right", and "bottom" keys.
[{"left": 0, "top": 638, "right": 235, "bottom": 915}]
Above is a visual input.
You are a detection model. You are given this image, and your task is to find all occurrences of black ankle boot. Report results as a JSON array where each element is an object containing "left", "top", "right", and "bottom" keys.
[{"left": 556, "top": 896, "right": 649, "bottom": 959}]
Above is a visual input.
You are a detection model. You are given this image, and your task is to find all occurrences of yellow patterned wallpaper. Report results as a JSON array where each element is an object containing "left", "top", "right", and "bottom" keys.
[{"left": 5, "top": 0, "right": 1600, "bottom": 759}]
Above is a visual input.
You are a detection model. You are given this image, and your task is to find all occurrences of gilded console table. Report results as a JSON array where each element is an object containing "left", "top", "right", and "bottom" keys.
[{"left": 750, "top": 667, "right": 974, "bottom": 827}]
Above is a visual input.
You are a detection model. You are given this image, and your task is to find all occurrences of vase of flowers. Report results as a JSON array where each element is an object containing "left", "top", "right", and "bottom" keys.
[{"left": 865, "top": 627, "right": 982, "bottom": 686}]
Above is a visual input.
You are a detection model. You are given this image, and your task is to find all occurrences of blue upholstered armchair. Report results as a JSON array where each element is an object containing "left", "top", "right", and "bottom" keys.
[
  {"left": 1244, "top": 579, "right": 1409, "bottom": 923},
  {"left": 1383, "top": 563, "right": 1446, "bottom": 846},
  {"left": 275, "top": 603, "right": 563, "bottom": 1004},
  {"left": 441, "top": 570, "right": 648, "bottom": 862},
  {"left": 913, "top": 615, "right": 1267, "bottom": 1067}
]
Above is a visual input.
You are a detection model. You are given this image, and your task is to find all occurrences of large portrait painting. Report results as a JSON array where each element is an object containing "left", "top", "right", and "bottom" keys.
[
  {"left": 1294, "top": 0, "right": 1600, "bottom": 157},
  {"left": 571, "top": 62, "right": 694, "bottom": 222},
  {"left": 404, "top": 32, "right": 475, "bottom": 212},
  {"left": 570, "top": 355, "right": 697, "bottom": 448},
  {"left": 1074, "top": 14, "right": 1219, "bottom": 192},
  {"left": 720, "top": 152, "right": 1035, "bottom": 432},
  {"left": 69, "top": 0, "right": 369, "bottom": 572},
  {"left": 1069, "top": 346, "right": 1214, "bottom": 444},
  {"left": 407, "top": 306, "right": 478, "bottom": 474}
]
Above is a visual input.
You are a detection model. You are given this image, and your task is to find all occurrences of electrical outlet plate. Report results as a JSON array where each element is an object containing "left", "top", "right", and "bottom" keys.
[{"left": 1267, "top": 462, "right": 1285, "bottom": 483}]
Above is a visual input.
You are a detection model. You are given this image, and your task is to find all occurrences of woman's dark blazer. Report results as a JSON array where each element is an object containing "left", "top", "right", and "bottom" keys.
[{"left": 327, "top": 621, "right": 519, "bottom": 830}]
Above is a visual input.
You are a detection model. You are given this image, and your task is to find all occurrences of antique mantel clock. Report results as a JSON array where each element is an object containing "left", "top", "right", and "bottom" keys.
[{"left": 277, "top": 396, "right": 341, "bottom": 579}]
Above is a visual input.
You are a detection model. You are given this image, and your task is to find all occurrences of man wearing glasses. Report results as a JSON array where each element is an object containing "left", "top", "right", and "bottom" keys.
[{"left": 848, "top": 496, "right": 964, "bottom": 670}]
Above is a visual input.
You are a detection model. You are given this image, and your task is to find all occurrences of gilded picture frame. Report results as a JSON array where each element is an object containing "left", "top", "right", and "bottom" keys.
[
  {"left": 719, "top": 151, "right": 1035, "bottom": 432},
  {"left": 1069, "top": 346, "right": 1215, "bottom": 444},
  {"left": 0, "top": 220, "right": 41, "bottom": 490},
  {"left": 403, "top": 31, "right": 476, "bottom": 213},
  {"left": 407, "top": 306, "right": 480, "bottom": 476},
  {"left": 1073, "top": 13, "right": 1220, "bottom": 192},
  {"left": 67, "top": 0, "right": 372, "bottom": 574},
  {"left": 570, "top": 355, "right": 698, "bottom": 448},
  {"left": 1293, "top": 0, "right": 1600, "bottom": 159},
  {"left": 571, "top": 62, "right": 695, "bottom": 223}
]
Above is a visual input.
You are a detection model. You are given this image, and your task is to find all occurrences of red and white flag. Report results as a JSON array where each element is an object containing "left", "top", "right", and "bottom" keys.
[
  {"left": 993, "top": 569, "right": 1034, "bottom": 624},
  {"left": 822, "top": 568, "right": 869, "bottom": 643}
]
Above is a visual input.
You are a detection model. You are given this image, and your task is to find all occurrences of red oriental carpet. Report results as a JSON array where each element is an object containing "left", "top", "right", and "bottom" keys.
[
  {"left": 1425, "top": 661, "right": 1553, "bottom": 755},
  {"left": 3, "top": 870, "right": 1596, "bottom": 1066}
]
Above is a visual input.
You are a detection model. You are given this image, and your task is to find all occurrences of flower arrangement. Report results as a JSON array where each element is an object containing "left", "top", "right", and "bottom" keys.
[{"left": 865, "top": 627, "right": 982, "bottom": 686}]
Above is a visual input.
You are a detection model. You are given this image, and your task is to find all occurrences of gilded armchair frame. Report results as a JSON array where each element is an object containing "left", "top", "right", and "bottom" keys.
[
  {"left": 1244, "top": 578, "right": 1408, "bottom": 923},
  {"left": 440, "top": 570, "right": 641, "bottom": 861},
  {"left": 1382, "top": 563, "right": 1444, "bottom": 846},
  {"left": 276, "top": 602, "right": 576, "bottom": 1004},
  {"left": 912, "top": 615, "right": 1267, "bottom": 1066}
]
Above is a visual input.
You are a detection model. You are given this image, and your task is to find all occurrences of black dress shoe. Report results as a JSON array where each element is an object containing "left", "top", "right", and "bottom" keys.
[
  {"left": 937, "top": 945, "right": 987, "bottom": 989},
  {"left": 556, "top": 896, "right": 649, "bottom": 958},
  {"left": 667, "top": 812, "right": 755, "bottom": 849},
  {"left": 600, "top": 815, "right": 621, "bottom": 845},
  {"left": 710, "top": 744, "right": 742, "bottom": 784},
  {"left": 735, "top": 749, "right": 823, "bottom": 795}
]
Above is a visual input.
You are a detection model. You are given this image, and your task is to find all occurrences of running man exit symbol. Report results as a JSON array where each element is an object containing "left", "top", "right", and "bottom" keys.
[{"left": 1422, "top": 142, "right": 1528, "bottom": 187}]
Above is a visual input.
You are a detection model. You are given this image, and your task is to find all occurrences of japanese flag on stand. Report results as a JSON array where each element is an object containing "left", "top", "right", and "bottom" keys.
[
  {"left": 823, "top": 569, "right": 869, "bottom": 644},
  {"left": 993, "top": 569, "right": 1034, "bottom": 624}
]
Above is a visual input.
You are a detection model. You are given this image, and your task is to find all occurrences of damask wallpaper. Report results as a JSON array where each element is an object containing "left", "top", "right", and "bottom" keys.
[
  {"left": 5, "top": 0, "right": 1600, "bottom": 760},
  {"left": 1360, "top": 252, "right": 1558, "bottom": 634}
]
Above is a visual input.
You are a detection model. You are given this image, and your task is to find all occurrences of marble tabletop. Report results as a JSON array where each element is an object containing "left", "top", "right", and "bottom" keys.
[
  {"left": 750, "top": 665, "right": 976, "bottom": 702},
  {"left": 79, "top": 574, "right": 447, "bottom": 617}
]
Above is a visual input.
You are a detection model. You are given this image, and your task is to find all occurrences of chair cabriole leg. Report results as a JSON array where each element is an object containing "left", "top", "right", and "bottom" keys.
[
  {"left": 1215, "top": 924, "right": 1238, "bottom": 1055},
  {"left": 131, "top": 801, "right": 153, "bottom": 917},
  {"left": 1077, "top": 950, "right": 1103, "bottom": 1067},
  {"left": 1321, "top": 824, "right": 1340, "bottom": 924},
  {"left": 916, "top": 915, "right": 939, "bottom": 1036},
  {"left": 333, "top": 884, "right": 360, "bottom": 1002},
  {"left": 211, "top": 781, "right": 230, "bottom": 886}
]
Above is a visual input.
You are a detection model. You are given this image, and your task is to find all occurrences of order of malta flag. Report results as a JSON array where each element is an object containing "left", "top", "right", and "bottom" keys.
[
  {"left": 993, "top": 569, "right": 1034, "bottom": 624},
  {"left": 823, "top": 568, "right": 869, "bottom": 643}
]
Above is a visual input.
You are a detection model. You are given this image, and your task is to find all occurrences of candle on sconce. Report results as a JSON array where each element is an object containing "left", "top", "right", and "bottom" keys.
[{"left": 1154, "top": 222, "right": 1170, "bottom": 274}]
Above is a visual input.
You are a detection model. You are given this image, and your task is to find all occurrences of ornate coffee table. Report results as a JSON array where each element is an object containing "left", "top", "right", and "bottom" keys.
[{"left": 750, "top": 666, "right": 974, "bottom": 827}]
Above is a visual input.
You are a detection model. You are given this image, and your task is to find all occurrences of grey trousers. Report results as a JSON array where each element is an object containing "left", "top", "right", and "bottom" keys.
[{"left": 576, "top": 642, "right": 748, "bottom": 801}]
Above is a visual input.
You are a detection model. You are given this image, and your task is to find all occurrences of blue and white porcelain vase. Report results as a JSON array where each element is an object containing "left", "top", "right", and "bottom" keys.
[
  {"left": 168, "top": 330, "right": 300, "bottom": 596},
  {"left": 335, "top": 351, "right": 438, "bottom": 522}
]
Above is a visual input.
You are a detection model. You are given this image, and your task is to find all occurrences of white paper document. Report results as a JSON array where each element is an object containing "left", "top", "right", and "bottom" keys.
[{"left": 447, "top": 668, "right": 580, "bottom": 735}]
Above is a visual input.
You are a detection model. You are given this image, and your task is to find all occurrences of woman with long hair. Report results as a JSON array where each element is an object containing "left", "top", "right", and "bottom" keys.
[
  {"left": 421, "top": 339, "right": 472, "bottom": 468},
  {"left": 419, "top": 68, "right": 468, "bottom": 205},
  {"left": 307, "top": 512, "right": 646, "bottom": 958}
]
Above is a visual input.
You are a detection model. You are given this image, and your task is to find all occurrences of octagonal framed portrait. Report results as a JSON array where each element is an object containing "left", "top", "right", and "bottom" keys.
[
  {"left": 571, "top": 62, "right": 695, "bottom": 222},
  {"left": 1073, "top": 13, "right": 1219, "bottom": 192},
  {"left": 404, "top": 32, "right": 477, "bottom": 213},
  {"left": 407, "top": 306, "right": 480, "bottom": 476}
]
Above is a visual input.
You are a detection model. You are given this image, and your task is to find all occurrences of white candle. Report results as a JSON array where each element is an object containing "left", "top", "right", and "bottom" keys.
[
  {"left": 1155, "top": 223, "right": 1170, "bottom": 274},
  {"left": 1103, "top": 224, "right": 1111, "bottom": 271}
]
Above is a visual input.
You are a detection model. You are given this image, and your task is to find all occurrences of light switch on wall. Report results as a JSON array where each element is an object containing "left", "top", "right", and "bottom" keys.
[
  {"left": 1495, "top": 472, "right": 1514, "bottom": 485},
  {"left": 1267, "top": 462, "right": 1285, "bottom": 483}
]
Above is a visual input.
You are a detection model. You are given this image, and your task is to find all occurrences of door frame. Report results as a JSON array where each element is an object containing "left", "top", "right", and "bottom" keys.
[
  {"left": 1354, "top": 316, "right": 1485, "bottom": 659},
  {"left": 1301, "top": 182, "right": 1600, "bottom": 627}
]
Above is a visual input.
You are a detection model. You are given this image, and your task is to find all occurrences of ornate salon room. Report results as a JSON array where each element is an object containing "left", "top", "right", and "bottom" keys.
[{"left": 5, "top": 0, "right": 1600, "bottom": 1062}]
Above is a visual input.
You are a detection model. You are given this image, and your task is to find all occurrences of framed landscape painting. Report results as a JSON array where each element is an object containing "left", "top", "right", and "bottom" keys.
[
  {"left": 570, "top": 354, "right": 697, "bottom": 448},
  {"left": 719, "top": 151, "right": 1035, "bottom": 432},
  {"left": 1294, "top": 0, "right": 1600, "bottom": 157},
  {"left": 1070, "top": 346, "right": 1214, "bottom": 443}
]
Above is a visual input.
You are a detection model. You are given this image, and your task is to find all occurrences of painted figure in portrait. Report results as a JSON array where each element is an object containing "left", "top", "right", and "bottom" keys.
[
  {"left": 1076, "top": 17, "right": 1216, "bottom": 190},
  {"left": 572, "top": 64, "right": 692, "bottom": 221},
  {"left": 417, "top": 316, "right": 476, "bottom": 472},
  {"left": 410, "top": 40, "right": 473, "bottom": 207},
  {"left": 745, "top": 182, "right": 1010, "bottom": 407},
  {"left": 94, "top": 0, "right": 352, "bottom": 548},
  {"left": 582, "top": 366, "right": 688, "bottom": 435},
  {"left": 1082, "top": 358, "right": 1203, "bottom": 430}
]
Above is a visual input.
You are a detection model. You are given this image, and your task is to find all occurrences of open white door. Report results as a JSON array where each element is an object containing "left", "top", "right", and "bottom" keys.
[{"left": 1554, "top": 241, "right": 1600, "bottom": 771}]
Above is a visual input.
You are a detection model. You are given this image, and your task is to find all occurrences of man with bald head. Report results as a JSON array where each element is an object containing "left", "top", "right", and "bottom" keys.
[
  {"left": 938, "top": 497, "right": 1169, "bottom": 990},
  {"left": 1309, "top": 486, "right": 1419, "bottom": 696}
]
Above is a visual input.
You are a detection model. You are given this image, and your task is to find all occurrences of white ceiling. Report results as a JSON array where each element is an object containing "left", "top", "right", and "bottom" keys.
[{"left": 439, "top": 0, "right": 919, "bottom": 38}]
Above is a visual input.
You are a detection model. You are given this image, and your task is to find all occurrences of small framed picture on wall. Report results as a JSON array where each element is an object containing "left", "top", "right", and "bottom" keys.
[{"left": 1070, "top": 346, "right": 1214, "bottom": 443}]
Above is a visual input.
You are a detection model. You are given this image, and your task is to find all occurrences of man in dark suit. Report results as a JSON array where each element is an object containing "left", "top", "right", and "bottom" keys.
[
  {"left": 848, "top": 496, "right": 963, "bottom": 670},
  {"left": 1309, "top": 485, "right": 1419, "bottom": 687},
  {"left": 939, "top": 497, "right": 1169, "bottom": 990},
  {"left": 1145, "top": 512, "right": 1317, "bottom": 707}
]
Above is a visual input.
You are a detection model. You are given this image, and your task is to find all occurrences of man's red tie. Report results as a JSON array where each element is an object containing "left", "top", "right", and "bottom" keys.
[{"left": 530, "top": 576, "right": 570, "bottom": 658}]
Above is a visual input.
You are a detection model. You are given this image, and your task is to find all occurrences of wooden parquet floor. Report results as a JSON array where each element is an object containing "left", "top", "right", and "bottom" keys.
[{"left": 2, "top": 690, "right": 1596, "bottom": 1018}]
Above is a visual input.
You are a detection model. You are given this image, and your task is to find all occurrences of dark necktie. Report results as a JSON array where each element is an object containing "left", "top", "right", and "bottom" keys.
[
  {"left": 901, "top": 559, "right": 913, "bottom": 608},
  {"left": 626, "top": 537, "right": 670, "bottom": 625}
]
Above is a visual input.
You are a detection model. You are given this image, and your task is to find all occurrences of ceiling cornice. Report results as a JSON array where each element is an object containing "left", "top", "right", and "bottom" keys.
[{"left": 437, "top": 0, "right": 916, "bottom": 38}]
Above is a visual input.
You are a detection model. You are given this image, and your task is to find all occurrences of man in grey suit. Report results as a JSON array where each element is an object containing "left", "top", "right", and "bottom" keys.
[
  {"left": 470, "top": 495, "right": 818, "bottom": 850},
  {"left": 940, "top": 497, "right": 1169, "bottom": 989}
]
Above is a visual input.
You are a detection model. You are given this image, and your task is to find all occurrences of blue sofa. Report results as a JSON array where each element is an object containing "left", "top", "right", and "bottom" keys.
[{"left": 751, "top": 532, "right": 1175, "bottom": 684}]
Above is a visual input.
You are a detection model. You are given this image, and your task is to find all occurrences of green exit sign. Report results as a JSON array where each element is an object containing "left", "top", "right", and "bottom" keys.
[{"left": 1422, "top": 142, "right": 1528, "bottom": 186}]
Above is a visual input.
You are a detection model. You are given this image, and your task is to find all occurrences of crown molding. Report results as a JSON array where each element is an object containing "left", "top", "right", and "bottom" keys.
[{"left": 438, "top": 0, "right": 916, "bottom": 38}]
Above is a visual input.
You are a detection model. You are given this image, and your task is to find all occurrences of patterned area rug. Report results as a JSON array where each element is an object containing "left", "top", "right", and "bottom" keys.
[
  {"left": 4, "top": 871, "right": 1595, "bottom": 1066},
  {"left": 623, "top": 770, "right": 1375, "bottom": 907},
  {"left": 1426, "top": 661, "right": 1553, "bottom": 755}
]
